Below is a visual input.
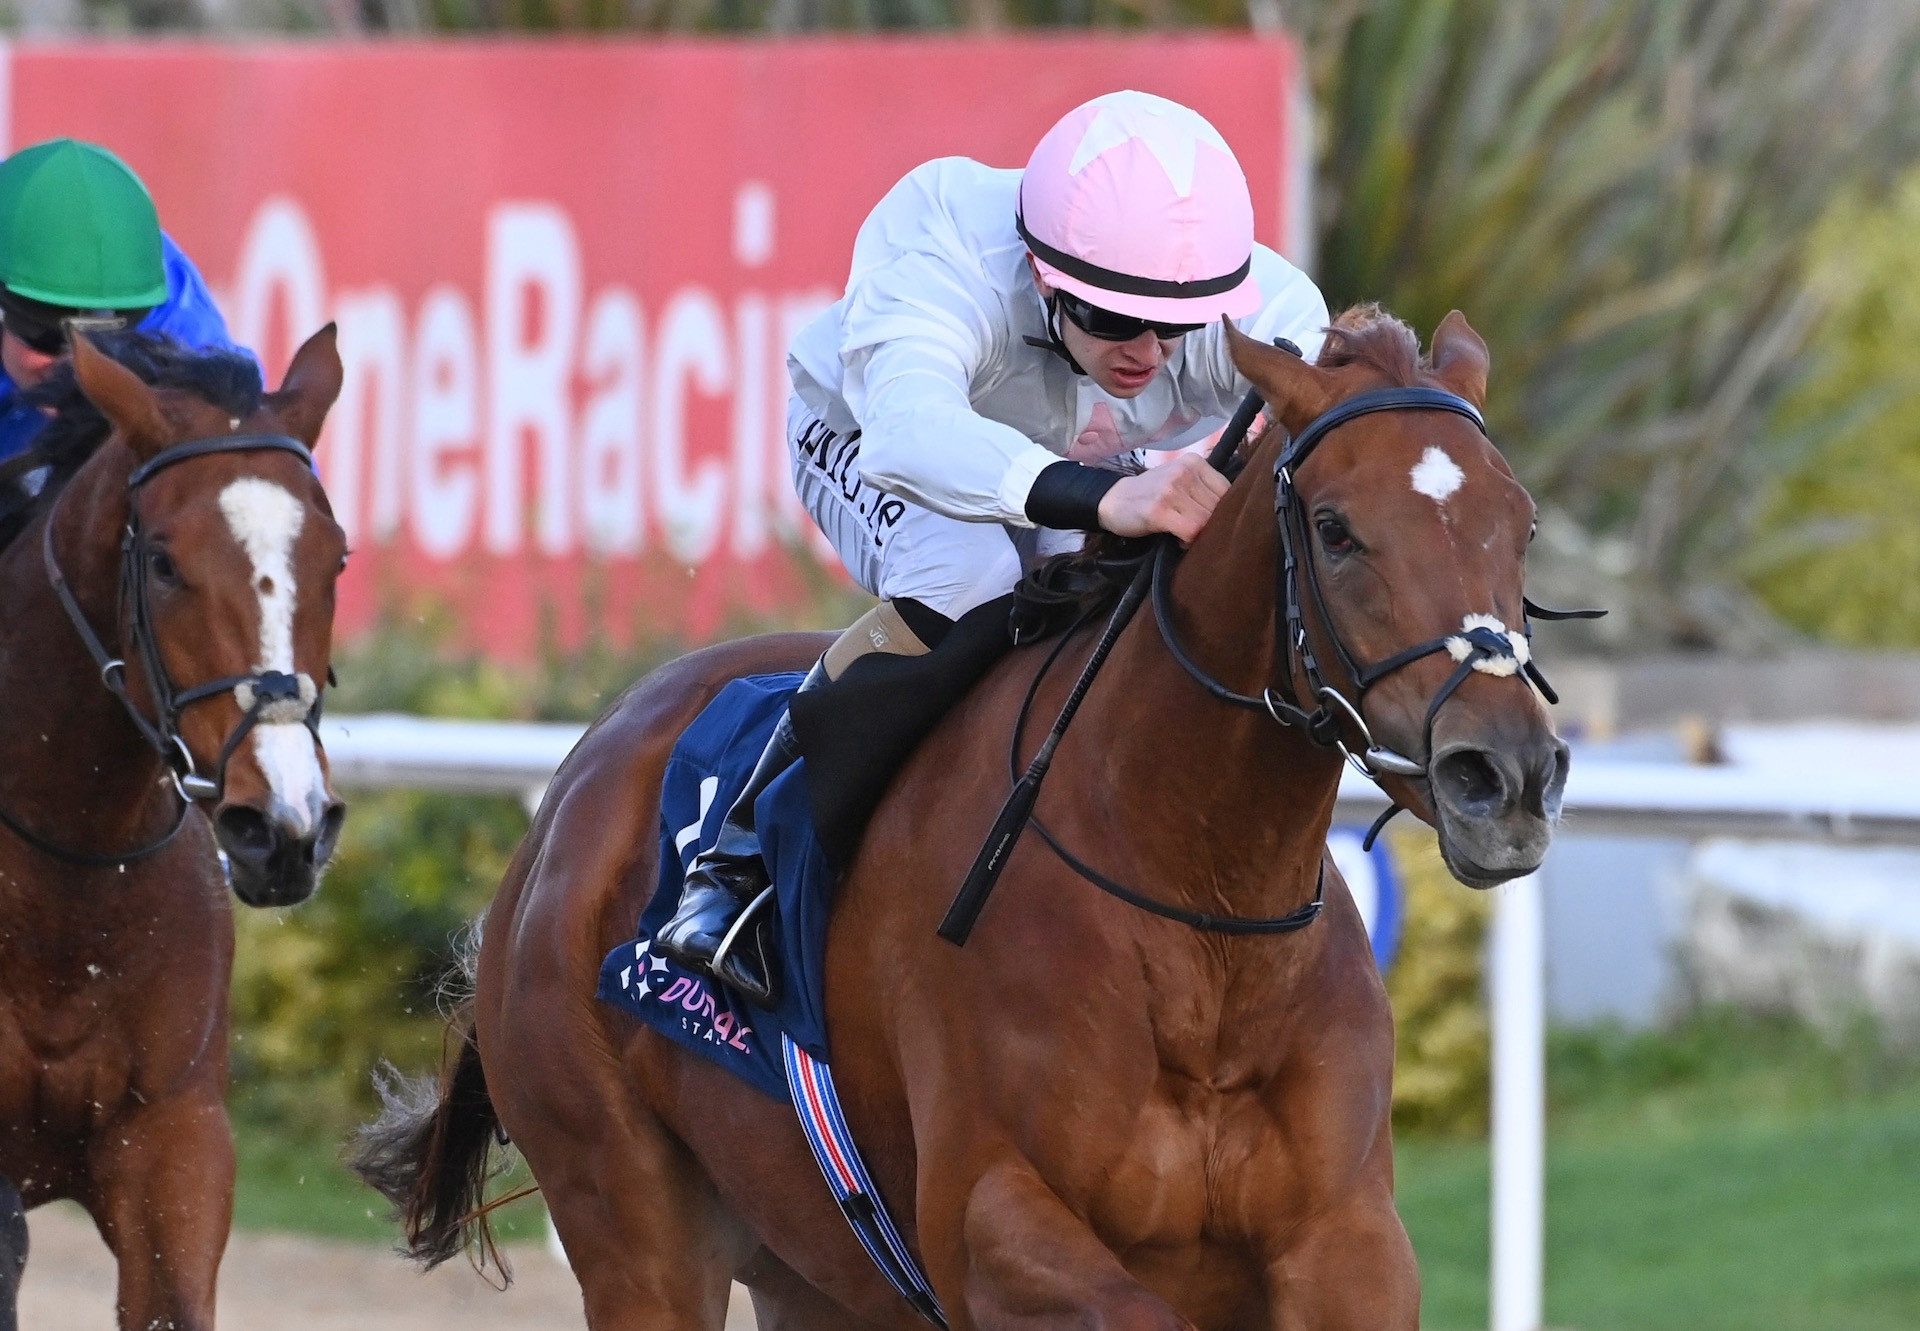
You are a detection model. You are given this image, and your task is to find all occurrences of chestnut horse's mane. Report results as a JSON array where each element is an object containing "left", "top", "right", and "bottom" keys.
[
  {"left": 1315, "top": 303, "right": 1433, "bottom": 388},
  {"left": 0, "top": 331, "right": 264, "bottom": 553}
]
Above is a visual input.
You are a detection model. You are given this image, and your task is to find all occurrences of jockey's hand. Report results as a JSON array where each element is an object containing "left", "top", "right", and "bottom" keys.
[{"left": 1096, "top": 454, "right": 1230, "bottom": 543}]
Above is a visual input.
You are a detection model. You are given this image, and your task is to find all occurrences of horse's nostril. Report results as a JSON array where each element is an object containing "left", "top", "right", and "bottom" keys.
[
  {"left": 311, "top": 802, "right": 347, "bottom": 867},
  {"left": 1517, "top": 739, "right": 1573, "bottom": 818},
  {"left": 214, "top": 806, "right": 276, "bottom": 862},
  {"left": 1435, "top": 747, "right": 1509, "bottom": 818}
]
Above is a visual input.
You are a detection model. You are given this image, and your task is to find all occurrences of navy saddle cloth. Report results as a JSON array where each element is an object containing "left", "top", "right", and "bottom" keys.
[
  {"left": 597, "top": 594, "right": 1021, "bottom": 1099},
  {"left": 597, "top": 671, "right": 832, "bottom": 1101}
]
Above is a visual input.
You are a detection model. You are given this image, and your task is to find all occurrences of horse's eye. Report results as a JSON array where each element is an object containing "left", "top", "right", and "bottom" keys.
[
  {"left": 148, "top": 548, "right": 180, "bottom": 586},
  {"left": 1316, "top": 514, "right": 1359, "bottom": 557},
  {"left": 1528, "top": 521, "right": 1538, "bottom": 545},
  {"left": 338, "top": 549, "right": 351, "bottom": 574}
]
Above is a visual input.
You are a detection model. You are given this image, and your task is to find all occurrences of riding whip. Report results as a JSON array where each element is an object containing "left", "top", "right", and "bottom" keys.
[{"left": 938, "top": 346, "right": 1288, "bottom": 946}]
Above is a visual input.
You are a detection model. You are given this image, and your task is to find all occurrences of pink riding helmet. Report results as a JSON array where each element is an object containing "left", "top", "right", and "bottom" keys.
[{"left": 1018, "top": 90, "right": 1260, "bottom": 325}]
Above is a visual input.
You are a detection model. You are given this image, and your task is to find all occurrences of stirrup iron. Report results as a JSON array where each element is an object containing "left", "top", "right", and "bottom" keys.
[{"left": 710, "top": 884, "right": 778, "bottom": 1004}]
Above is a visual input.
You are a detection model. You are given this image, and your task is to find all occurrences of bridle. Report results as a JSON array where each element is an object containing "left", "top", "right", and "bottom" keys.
[
  {"left": 0, "top": 431, "right": 329, "bottom": 867},
  {"left": 1150, "top": 385, "right": 1599, "bottom": 849},
  {"left": 943, "top": 378, "right": 1598, "bottom": 945}
]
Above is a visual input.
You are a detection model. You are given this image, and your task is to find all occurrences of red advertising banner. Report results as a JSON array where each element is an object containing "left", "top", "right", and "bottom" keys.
[{"left": 3, "top": 34, "right": 1306, "bottom": 654}]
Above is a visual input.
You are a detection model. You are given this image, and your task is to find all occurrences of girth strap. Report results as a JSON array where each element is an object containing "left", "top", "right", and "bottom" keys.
[{"left": 782, "top": 1039, "right": 947, "bottom": 1327}]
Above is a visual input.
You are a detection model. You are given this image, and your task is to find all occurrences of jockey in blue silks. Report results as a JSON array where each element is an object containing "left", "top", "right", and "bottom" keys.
[{"left": 0, "top": 138, "right": 244, "bottom": 466}]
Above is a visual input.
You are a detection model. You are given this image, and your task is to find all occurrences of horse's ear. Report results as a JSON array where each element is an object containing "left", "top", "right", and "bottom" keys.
[
  {"left": 1429, "top": 311, "right": 1490, "bottom": 409},
  {"left": 1225, "top": 320, "right": 1337, "bottom": 432},
  {"left": 71, "top": 335, "right": 172, "bottom": 459},
  {"left": 266, "top": 323, "right": 343, "bottom": 450}
]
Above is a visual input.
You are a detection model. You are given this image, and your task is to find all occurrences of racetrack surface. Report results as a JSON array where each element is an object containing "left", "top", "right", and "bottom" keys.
[{"left": 20, "top": 1203, "right": 758, "bottom": 1329}]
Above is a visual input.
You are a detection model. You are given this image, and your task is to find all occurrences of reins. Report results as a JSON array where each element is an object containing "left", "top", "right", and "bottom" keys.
[
  {"left": 940, "top": 347, "right": 1601, "bottom": 946},
  {"left": 995, "top": 608, "right": 1327, "bottom": 936},
  {"left": 939, "top": 377, "right": 1275, "bottom": 943},
  {"left": 0, "top": 432, "right": 330, "bottom": 868}
]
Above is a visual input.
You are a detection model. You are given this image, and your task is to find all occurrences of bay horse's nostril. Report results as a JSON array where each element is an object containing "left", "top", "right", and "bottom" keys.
[
  {"left": 1433, "top": 745, "right": 1515, "bottom": 821},
  {"left": 215, "top": 803, "right": 327, "bottom": 907},
  {"left": 214, "top": 805, "right": 276, "bottom": 872},
  {"left": 312, "top": 801, "right": 347, "bottom": 869}
]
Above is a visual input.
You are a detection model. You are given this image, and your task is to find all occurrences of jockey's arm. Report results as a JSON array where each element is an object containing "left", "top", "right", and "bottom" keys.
[
  {"left": 849, "top": 336, "right": 1225, "bottom": 542},
  {"left": 844, "top": 332, "right": 1067, "bottom": 530}
]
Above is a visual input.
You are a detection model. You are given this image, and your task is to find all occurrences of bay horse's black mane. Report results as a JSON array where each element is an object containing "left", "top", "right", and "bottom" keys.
[
  {"left": 1011, "top": 307, "right": 1432, "bottom": 635},
  {"left": 0, "top": 331, "right": 263, "bottom": 552}
]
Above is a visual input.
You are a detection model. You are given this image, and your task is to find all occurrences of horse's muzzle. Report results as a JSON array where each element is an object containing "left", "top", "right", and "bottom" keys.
[
  {"left": 1428, "top": 730, "right": 1568, "bottom": 888},
  {"left": 214, "top": 798, "right": 346, "bottom": 907}
]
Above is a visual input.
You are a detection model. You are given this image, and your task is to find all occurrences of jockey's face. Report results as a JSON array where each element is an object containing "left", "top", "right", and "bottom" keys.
[
  {"left": 1031, "top": 264, "right": 1191, "bottom": 400},
  {"left": 2, "top": 326, "right": 60, "bottom": 390},
  {"left": 1057, "top": 314, "right": 1181, "bottom": 400}
]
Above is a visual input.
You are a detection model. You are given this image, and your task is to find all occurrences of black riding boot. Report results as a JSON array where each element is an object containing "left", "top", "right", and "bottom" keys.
[{"left": 654, "top": 661, "right": 825, "bottom": 1005}]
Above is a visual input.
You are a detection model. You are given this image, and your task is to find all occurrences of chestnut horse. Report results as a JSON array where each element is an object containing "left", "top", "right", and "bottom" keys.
[
  {"left": 361, "top": 309, "right": 1567, "bottom": 1329},
  {"left": 0, "top": 329, "right": 347, "bottom": 1331}
]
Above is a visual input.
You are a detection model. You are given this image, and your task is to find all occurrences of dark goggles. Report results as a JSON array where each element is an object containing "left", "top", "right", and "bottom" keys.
[
  {"left": 0, "top": 295, "right": 138, "bottom": 356},
  {"left": 1054, "top": 290, "right": 1203, "bottom": 342}
]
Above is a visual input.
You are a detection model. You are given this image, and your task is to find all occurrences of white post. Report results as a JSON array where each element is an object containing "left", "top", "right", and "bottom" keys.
[{"left": 1489, "top": 871, "right": 1545, "bottom": 1331}]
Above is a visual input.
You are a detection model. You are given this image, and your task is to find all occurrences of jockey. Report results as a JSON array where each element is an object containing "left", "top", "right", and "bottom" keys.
[
  {"left": 0, "top": 138, "right": 241, "bottom": 465},
  {"left": 657, "top": 90, "right": 1331, "bottom": 1001}
]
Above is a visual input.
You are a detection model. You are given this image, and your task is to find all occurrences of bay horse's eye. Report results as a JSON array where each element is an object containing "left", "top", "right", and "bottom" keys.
[
  {"left": 1315, "top": 514, "right": 1359, "bottom": 558},
  {"left": 148, "top": 548, "right": 180, "bottom": 587}
]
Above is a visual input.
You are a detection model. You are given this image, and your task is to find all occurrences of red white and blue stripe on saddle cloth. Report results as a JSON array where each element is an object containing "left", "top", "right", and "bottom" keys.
[
  {"left": 783, "top": 1038, "right": 947, "bottom": 1324},
  {"left": 596, "top": 672, "right": 946, "bottom": 1326}
]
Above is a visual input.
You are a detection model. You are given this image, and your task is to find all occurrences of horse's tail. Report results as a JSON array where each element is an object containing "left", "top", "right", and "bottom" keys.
[{"left": 350, "top": 926, "right": 517, "bottom": 1278}]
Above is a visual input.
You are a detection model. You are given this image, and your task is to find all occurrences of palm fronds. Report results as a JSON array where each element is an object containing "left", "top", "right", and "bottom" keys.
[{"left": 1296, "top": 0, "right": 1920, "bottom": 645}]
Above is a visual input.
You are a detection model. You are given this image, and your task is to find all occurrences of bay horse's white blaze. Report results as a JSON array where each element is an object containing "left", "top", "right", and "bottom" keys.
[
  {"left": 1411, "top": 445, "right": 1465, "bottom": 503},
  {"left": 219, "top": 477, "right": 325, "bottom": 835}
]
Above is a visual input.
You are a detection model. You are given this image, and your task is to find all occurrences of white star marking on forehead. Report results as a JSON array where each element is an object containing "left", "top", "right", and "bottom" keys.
[
  {"left": 1065, "top": 93, "right": 1232, "bottom": 198},
  {"left": 1410, "top": 446, "right": 1465, "bottom": 504}
]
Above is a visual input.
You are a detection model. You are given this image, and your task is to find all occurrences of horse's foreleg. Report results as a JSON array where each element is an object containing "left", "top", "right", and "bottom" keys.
[
  {"left": 88, "top": 1093, "right": 233, "bottom": 1331},
  {"left": 1264, "top": 1190, "right": 1417, "bottom": 1331},
  {"left": 0, "top": 1174, "right": 25, "bottom": 1331},
  {"left": 937, "top": 1156, "right": 1194, "bottom": 1331}
]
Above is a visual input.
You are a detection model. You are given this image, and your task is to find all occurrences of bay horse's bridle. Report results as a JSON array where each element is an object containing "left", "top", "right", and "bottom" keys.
[
  {"left": 943, "top": 374, "right": 1599, "bottom": 945},
  {"left": 0, "top": 432, "right": 330, "bottom": 867}
]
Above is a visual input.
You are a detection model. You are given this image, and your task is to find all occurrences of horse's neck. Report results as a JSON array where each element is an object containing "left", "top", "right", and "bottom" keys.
[
  {"left": 0, "top": 450, "right": 171, "bottom": 844},
  {"left": 1072, "top": 462, "right": 1341, "bottom": 917}
]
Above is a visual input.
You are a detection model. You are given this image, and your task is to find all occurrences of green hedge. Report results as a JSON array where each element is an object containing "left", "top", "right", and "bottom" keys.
[{"left": 1385, "top": 827, "right": 1493, "bottom": 1136}]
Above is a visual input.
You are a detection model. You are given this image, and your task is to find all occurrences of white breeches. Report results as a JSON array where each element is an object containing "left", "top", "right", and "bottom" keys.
[{"left": 787, "top": 394, "right": 1081, "bottom": 620}]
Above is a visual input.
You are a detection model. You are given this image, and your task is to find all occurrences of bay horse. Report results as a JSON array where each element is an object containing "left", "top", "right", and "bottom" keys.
[
  {"left": 0, "top": 328, "right": 347, "bottom": 1331},
  {"left": 360, "top": 308, "right": 1567, "bottom": 1329}
]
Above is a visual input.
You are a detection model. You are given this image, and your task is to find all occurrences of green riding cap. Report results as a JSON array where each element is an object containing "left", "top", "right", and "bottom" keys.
[{"left": 0, "top": 138, "right": 167, "bottom": 311}]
